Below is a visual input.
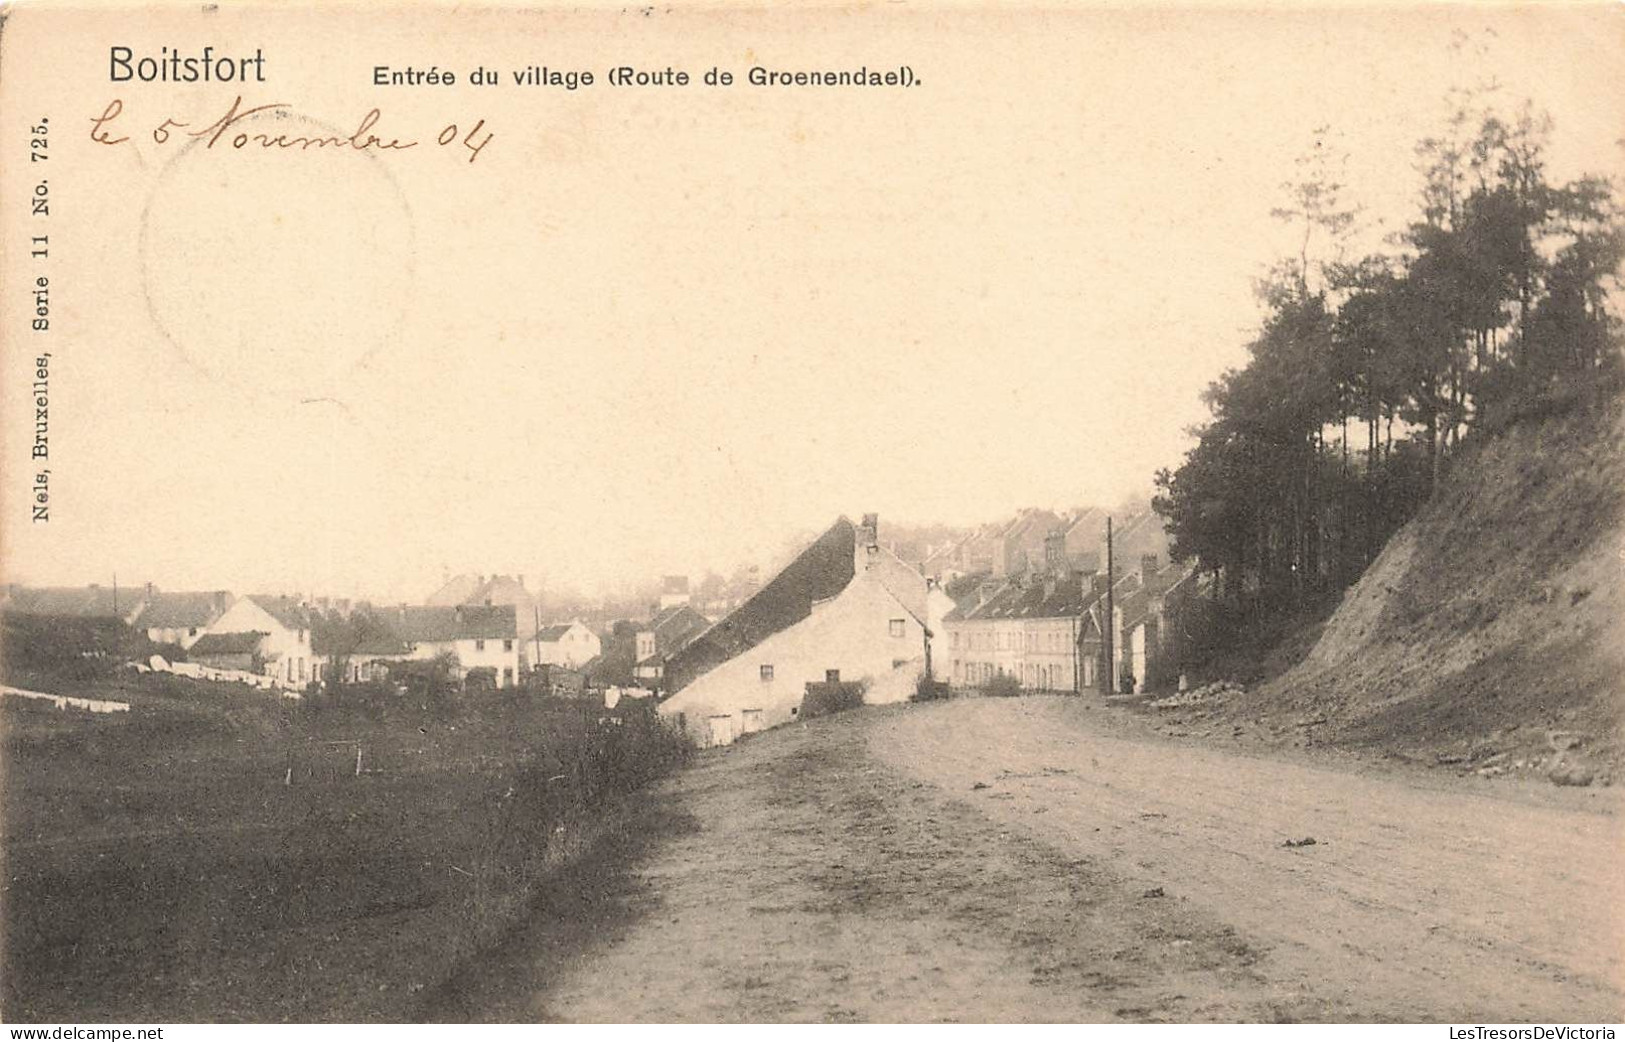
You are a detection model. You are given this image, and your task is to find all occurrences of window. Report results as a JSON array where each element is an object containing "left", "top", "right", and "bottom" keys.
[
  {"left": 475, "top": 638, "right": 486, "bottom": 651},
  {"left": 502, "top": 667, "right": 513, "bottom": 686},
  {"left": 188, "top": 627, "right": 197, "bottom": 637},
  {"left": 760, "top": 664, "right": 774, "bottom": 682},
  {"left": 503, "top": 639, "right": 514, "bottom": 651},
  {"left": 888, "top": 618, "right": 905, "bottom": 638}
]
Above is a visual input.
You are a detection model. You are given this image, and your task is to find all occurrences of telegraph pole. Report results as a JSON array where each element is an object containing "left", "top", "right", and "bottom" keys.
[{"left": 1104, "top": 516, "right": 1114, "bottom": 695}]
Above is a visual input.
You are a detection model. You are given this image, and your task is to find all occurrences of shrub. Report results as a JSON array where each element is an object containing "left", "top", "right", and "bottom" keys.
[
  {"left": 983, "top": 673, "right": 1023, "bottom": 698},
  {"left": 460, "top": 699, "right": 691, "bottom": 948},
  {"left": 801, "top": 680, "right": 867, "bottom": 719},
  {"left": 910, "top": 675, "right": 950, "bottom": 702}
]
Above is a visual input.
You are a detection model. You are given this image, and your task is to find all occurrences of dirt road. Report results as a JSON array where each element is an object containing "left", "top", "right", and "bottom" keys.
[{"left": 436, "top": 696, "right": 1624, "bottom": 1023}]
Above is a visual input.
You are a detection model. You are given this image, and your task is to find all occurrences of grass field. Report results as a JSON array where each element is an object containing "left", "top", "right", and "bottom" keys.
[{"left": 0, "top": 670, "right": 685, "bottom": 1022}]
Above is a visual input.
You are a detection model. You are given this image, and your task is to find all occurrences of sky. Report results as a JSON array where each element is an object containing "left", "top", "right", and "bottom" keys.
[{"left": 3, "top": 3, "right": 1621, "bottom": 604}]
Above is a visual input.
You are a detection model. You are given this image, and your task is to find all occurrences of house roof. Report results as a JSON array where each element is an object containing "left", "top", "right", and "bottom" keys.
[
  {"left": 137, "top": 591, "right": 232, "bottom": 630},
  {"left": 665, "top": 517, "right": 858, "bottom": 691},
  {"left": 311, "top": 615, "right": 411, "bottom": 657},
  {"left": 190, "top": 631, "right": 266, "bottom": 656},
  {"left": 947, "top": 573, "right": 1094, "bottom": 624},
  {"left": 638, "top": 604, "right": 712, "bottom": 660},
  {"left": 244, "top": 595, "right": 314, "bottom": 632},
  {"left": 2, "top": 585, "right": 145, "bottom": 619},
  {"left": 536, "top": 623, "right": 577, "bottom": 642},
  {"left": 390, "top": 604, "right": 517, "bottom": 643},
  {"left": 863, "top": 547, "right": 934, "bottom": 625},
  {"left": 424, "top": 574, "right": 483, "bottom": 607}
]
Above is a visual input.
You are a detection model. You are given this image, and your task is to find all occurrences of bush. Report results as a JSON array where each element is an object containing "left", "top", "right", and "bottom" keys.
[
  {"left": 910, "top": 675, "right": 950, "bottom": 702},
  {"left": 983, "top": 673, "right": 1023, "bottom": 698},
  {"left": 801, "top": 680, "right": 866, "bottom": 719},
  {"left": 2, "top": 615, "right": 154, "bottom": 685},
  {"left": 460, "top": 699, "right": 691, "bottom": 948}
]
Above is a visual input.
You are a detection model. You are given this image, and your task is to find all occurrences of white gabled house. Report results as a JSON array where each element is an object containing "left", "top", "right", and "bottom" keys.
[
  {"left": 389, "top": 604, "right": 522, "bottom": 687},
  {"left": 658, "top": 514, "right": 951, "bottom": 747},
  {"left": 534, "top": 620, "right": 600, "bottom": 669},
  {"left": 202, "top": 595, "right": 315, "bottom": 690}
]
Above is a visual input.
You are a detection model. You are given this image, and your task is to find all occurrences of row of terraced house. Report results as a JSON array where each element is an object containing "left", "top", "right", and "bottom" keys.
[{"left": 942, "top": 520, "right": 1200, "bottom": 695}]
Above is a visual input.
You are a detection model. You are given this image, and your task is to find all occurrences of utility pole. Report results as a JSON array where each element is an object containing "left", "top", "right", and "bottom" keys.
[{"left": 1104, "top": 516, "right": 1114, "bottom": 695}]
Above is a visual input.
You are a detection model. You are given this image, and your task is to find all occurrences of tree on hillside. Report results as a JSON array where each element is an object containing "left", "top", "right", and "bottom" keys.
[{"left": 1155, "top": 93, "right": 1622, "bottom": 635}]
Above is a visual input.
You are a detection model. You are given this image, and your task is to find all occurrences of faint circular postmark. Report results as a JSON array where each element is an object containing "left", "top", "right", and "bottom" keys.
[{"left": 138, "top": 104, "right": 417, "bottom": 402}]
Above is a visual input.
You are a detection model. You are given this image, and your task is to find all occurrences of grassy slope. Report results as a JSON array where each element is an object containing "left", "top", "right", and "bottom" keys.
[
  {"left": 1252, "top": 388, "right": 1625, "bottom": 771},
  {"left": 0, "top": 673, "right": 678, "bottom": 1022}
]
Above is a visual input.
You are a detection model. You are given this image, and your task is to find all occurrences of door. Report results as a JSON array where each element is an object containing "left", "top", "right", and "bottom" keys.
[{"left": 707, "top": 714, "right": 736, "bottom": 747}]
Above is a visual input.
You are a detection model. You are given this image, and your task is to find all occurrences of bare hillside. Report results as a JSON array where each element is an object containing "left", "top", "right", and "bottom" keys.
[{"left": 1255, "top": 390, "right": 1625, "bottom": 777}]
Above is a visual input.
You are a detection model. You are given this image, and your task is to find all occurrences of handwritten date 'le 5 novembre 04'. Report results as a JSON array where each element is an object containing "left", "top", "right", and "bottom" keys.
[{"left": 89, "top": 95, "right": 495, "bottom": 163}]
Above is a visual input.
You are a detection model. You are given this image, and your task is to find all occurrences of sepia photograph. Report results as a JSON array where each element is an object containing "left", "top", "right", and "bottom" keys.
[{"left": 0, "top": 0, "right": 1621, "bottom": 1028}]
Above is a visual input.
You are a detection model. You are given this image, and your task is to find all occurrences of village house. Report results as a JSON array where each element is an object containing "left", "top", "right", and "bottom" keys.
[
  {"left": 188, "top": 631, "right": 266, "bottom": 673},
  {"left": 659, "top": 514, "right": 952, "bottom": 747},
  {"left": 1101, "top": 555, "right": 1197, "bottom": 693},
  {"left": 202, "top": 595, "right": 316, "bottom": 690},
  {"left": 991, "top": 508, "right": 1065, "bottom": 578},
  {"left": 309, "top": 616, "right": 410, "bottom": 686},
  {"left": 945, "top": 532, "right": 1097, "bottom": 692},
  {"left": 426, "top": 573, "right": 540, "bottom": 668},
  {"left": 134, "top": 589, "right": 234, "bottom": 649},
  {"left": 534, "top": 620, "right": 600, "bottom": 669},
  {"left": 388, "top": 604, "right": 521, "bottom": 688},
  {"left": 946, "top": 528, "right": 1193, "bottom": 696},
  {"left": 633, "top": 603, "right": 712, "bottom": 688}
]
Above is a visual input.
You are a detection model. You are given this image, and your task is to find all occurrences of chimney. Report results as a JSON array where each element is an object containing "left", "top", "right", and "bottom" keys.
[
  {"left": 1044, "top": 530, "right": 1068, "bottom": 578},
  {"left": 1140, "top": 554, "right": 1159, "bottom": 589},
  {"left": 145, "top": 581, "right": 155, "bottom": 603},
  {"left": 518, "top": 573, "right": 526, "bottom": 589},
  {"left": 455, "top": 605, "right": 465, "bottom": 624},
  {"left": 855, "top": 513, "right": 880, "bottom": 573}
]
